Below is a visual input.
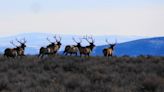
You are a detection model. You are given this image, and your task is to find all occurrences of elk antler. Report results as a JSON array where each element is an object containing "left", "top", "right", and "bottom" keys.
[
  {"left": 106, "top": 38, "right": 117, "bottom": 45},
  {"left": 54, "top": 35, "right": 62, "bottom": 42},
  {"left": 54, "top": 35, "right": 58, "bottom": 42},
  {"left": 88, "top": 35, "right": 95, "bottom": 43},
  {"left": 83, "top": 35, "right": 90, "bottom": 43},
  {"left": 10, "top": 41, "right": 17, "bottom": 47},
  {"left": 72, "top": 37, "right": 82, "bottom": 43},
  {"left": 22, "top": 38, "right": 27, "bottom": 43},
  {"left": 16, "top": 38, "right": 27, "bottom": 44},
  {"left": 46, "top": 37, "right": 53, "bottom": 43},
  {"left": 72, "top": 37, "right": 78, "bottom": 43},
  {"left": 106, "top": 39, "right": 110, "bottom": 45},
  {"left": 58, "top": 35, "right": 62, "bottom": 41},
  {"left": 83, "top": 35, "right": 95, "bottom": 43},
  {"left": 16, "top": 38, "right": 22, "bottom": 44}
]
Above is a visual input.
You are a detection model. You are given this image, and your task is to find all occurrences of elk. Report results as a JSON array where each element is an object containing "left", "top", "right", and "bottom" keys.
[
  {"left": 4, "top": 41, "right": 18, "bottom": 58},
  {"left": 53, "top": 35, "right": 62, "bottom": 55},
  {"left": 4, "top": 38, "right": 27, "bottom": 58},
  {"left": 78, "top": 36, "right": 95, "bottom": 57},
  {"left": 103, "top": 39, "right": 117, "bottom": 57},
  {"left": 63, "top": 37, "right": 82, "bottom": 56},
  {"left": 15, "top": 38, "right": 27, "bottom": 56},
  {"left": 38, "top": 35, "right": 62, "bottom": 58}
]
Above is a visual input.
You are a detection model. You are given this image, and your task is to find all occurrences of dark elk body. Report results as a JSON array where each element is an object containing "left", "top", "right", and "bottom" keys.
[
  {"left": 4, "top": 48, "right": 18, "bottom": 58},
  {"left": 4, "top": 38, "right": 27, "bottom": 58},
  {"left": 103, "top": 39, "right": 117, "bottom": 57},
  {"left": 63, "top": 37, "right": 82, "bottom": 56},
  {"left": 38, "top": 35, "right": 62, "bottom": 58},
  {"left": 78, "top": 36, "right": 95, "bottom": 57},
  {"left": 53, "top": 35, "right": 62, "bottom": 55}
]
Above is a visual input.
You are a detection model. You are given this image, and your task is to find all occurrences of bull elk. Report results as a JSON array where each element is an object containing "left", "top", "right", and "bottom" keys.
[
  {"left": 4, "top": 38, "right": 27, "bottom": 58},
  {"left": 78, "top": 36, "right": 95, "bottom": 57},
  {"left": 103, "top": 39, "right": 117, "bottom": 57},
  {"left": 15, "top": 38, "right": 27, "bottom": 56},
  {"left": 53, "top": 35, "right": 62, "bottom": 55},
  {"left": 63, "top": 37, "right": 82, "bottom": 56},
  {"left": 38, "top": 35, "right": 62, "bottom": 58}
]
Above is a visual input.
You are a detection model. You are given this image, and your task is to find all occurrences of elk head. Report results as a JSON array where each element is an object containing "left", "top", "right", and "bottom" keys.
[
  {"left": 72, "top": 37, "right": 82, "bottom": 47},
  {"left": 83, "top": 35, "right": 95, "bottom": 48},
  {"left": 54, "top": 35, "right": 62, "bottom": 46},
  {"left": 47, "top": 37, "right": 55, "bottom": 45},
  {"left": 106, "top": 39, "right": 117, "bottom": 50},
  {"left": 16, "top": 38, "right": 27, "bottom": 49}
]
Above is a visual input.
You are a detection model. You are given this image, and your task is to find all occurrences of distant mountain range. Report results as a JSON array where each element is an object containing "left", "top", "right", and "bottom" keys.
[{"left": 0, "top": 33, "right": 163, "bottom": 56}]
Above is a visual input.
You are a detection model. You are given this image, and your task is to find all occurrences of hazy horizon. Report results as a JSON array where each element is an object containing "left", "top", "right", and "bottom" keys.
[
  {"left": 0, "top": 32, "right": 149, "bottom": 38},
  {"left": 0, "top": 0, "right": 164, "bottom": 37}
]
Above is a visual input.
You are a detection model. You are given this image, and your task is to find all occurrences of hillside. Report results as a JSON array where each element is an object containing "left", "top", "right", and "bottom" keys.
[
  {"left": 0, "top": 56, "right": 163, "bottom": 92},
  {"left": 94, "top": 37, "right": 164, "bottom": 56}
]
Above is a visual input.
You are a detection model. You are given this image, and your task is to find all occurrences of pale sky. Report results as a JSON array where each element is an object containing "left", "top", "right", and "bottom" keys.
[{"left": 0, "top": 0, "right": 164, "bottom": 37}]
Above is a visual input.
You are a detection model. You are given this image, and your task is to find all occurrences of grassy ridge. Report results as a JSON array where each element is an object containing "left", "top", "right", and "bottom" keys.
[{"left": 0, "top": 56, "right": 164, "bottom": 92}]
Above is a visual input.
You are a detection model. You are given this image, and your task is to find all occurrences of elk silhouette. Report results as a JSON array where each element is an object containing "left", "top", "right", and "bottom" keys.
[
  {"left": 4, "top": 38, "right": 27, "bottom": 58},
  {"left": 63, "top": 37, "right": 82, "bottom": 56},
  {"left": 103, "top": 39, "right": 117, "bottom": 57},
  {"left": 38, "top": 35, "right": 62, "bottom": 58},
  {"left": 15, "top": 38, "right": 27, "bottom": 56},
  {"left": 53, "top": 35, "right": 62, "bottom": 55},
  {"left": 78, "top": 36, "right": 95, "bottom": 57}
]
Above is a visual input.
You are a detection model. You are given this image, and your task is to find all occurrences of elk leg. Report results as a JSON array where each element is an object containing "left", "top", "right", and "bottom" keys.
[
  {"left": 87, "top": 53, "right": 90, "bottom": 57},
  {"left": 38, "top": 54, "right": 41, "bottom": 58},
  {"left": 41, "top": 54, "right": 44, "bottom": 58},
  {"left": 110, "top": 53, "right": 112, "bottom": 57},
  {"left": 38, "top": 54, "right": 43, "bottom": 58}
]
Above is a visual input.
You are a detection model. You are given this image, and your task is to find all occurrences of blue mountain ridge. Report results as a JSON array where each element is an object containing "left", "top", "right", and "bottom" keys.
[{"left": 93, "top": 37, "right": 164, "bottom": 56}]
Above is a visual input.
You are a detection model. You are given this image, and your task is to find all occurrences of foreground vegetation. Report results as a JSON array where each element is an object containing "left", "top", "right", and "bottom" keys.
[{"left": 0, "top": 56, "right": 164, "bottom": 92}]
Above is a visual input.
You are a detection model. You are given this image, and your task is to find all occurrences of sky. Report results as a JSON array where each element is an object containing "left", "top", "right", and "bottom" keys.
[{"left": 0, "top": 0, "right": 164, "bottom": 37}]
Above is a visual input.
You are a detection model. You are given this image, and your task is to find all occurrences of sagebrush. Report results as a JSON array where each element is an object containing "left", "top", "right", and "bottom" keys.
[{"left": 0, "top": 56, "right": 164, "bottom": 92}]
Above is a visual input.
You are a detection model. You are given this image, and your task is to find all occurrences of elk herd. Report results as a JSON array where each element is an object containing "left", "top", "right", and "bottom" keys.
[{"left": 3, "top": 35, "right": 117, "bottom": 58}]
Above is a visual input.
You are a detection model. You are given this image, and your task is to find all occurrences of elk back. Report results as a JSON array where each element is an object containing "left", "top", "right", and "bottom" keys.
[{"left": 4, "top": 48, "right": 17, "bottom": 57}]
